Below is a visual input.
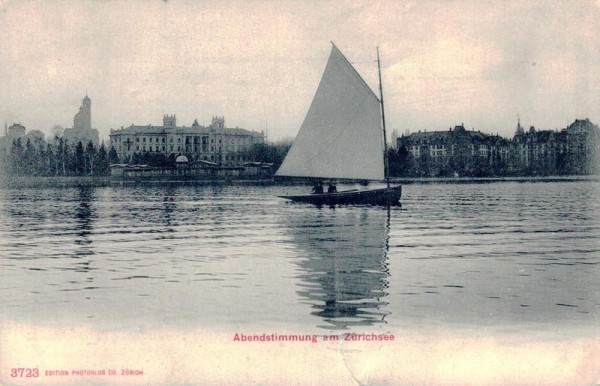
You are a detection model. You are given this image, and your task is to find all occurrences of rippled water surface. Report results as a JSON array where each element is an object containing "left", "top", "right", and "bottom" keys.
[{"left": 1, "top": 180, "right": 599, "bottom": 335}]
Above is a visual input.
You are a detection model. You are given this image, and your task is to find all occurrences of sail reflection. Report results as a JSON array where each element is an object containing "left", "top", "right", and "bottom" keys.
[{"left": 284, "top": 207, "right": 391, "bottom": 330}]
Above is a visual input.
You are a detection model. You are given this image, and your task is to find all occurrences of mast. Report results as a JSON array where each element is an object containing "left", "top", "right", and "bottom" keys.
[{"left": 377, "top": 46, "right": 390, "bottom": 187}]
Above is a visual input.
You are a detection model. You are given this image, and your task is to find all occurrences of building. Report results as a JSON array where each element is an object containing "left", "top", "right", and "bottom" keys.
[
  {"left": 564, "top": 118, "right": 600, "bottom": 174},
  {"left": 397, "top": 118, "right": 600, "bottom": 176},
  {"left": 397, "top": 124, "right": 511, "bottom": 176},
  {"left": 63, "top": 95, "right": 100, "bottom": 147},
  {"left": 511, "top": 118, "right": 599, "bottom": 175},
  {"left": 109, "top": 115, "right": 265, "bottom": 166},
  {"left": 0, "top": 122, "right": 27, "bottom": 152},
  {"left": 511, "top": 118, "right": 566, "bottom": 173}
]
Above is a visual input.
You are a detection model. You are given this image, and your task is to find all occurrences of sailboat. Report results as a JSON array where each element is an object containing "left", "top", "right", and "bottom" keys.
[{"left": 276, "top": 43, "right": 402, "bottom": 206}]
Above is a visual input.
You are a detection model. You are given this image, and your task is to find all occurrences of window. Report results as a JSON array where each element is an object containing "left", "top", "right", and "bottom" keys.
[
  {"left": 170, "top": 146, "right": 173, "bottom": 151},
  {"left": 136, "top": 138, "right": 139, "bottom": 142},
  {"left": 143, "top": 138, "right": 146, "bottom": 142},
  {"left": 170, "top": 138, "right": 173, "bottom": 143},
  {"left": 162, "top": 138, "right": 165, "bottom": 143},
  {"left": 150, "top": 138, "right": 153, "bottom": 143}
]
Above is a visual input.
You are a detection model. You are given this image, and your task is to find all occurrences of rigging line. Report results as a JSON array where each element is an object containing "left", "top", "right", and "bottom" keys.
[
  {"left": 349, "top": 60, "right": 378, "bottom": 64},
  {"left": 331, "top": 42, "right": 381, "bottom": 103}
]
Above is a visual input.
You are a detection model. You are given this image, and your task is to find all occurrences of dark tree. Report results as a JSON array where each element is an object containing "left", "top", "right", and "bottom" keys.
[
  {"left": 74, "top": 141, "right": 85, "bottom": 175},
  {"left": 58, "top": 138, "right": 70, "bottom": 176},
  {"left": 45, "top": 143, "right": 55, "bottom": 176},
  {"left": 96, "top": 143, "right": 109, "bottom": 175},
  {"left": 0, "top": 146, "right": 7, "bottom": 177},
  {"left": 239, "top": 140, "right": 292, "bottom": 170},
  {"left": 418, "top": 151, "right": 431, "bottom": 177},
  {"left": 21, "top": 139, "right": 37, "bottom": 175},
  {"left": 108, "top": 147, "right": 120, "bottom": 165},
  {"left": 390, "top": 145, "right": 414, "bottom": 177},
  {"left": 85, "top": 142, "right": 96, "bottom": 175},
  {"left": 10, "top": 138, "right": 24, "bottom": 175}
]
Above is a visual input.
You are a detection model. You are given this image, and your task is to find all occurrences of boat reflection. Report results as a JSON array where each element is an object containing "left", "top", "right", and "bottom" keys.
[{"left": 284, "top": 207, "right": 391, "bottom": 330}]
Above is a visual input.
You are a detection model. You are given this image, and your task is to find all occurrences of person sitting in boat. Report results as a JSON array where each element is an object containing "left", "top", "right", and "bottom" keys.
[
  {"left": 312, "top": 180, "right": 324, "bottom": 194},
  {"left": 327, "top": 183, "right": 337, "bottom": 193}
]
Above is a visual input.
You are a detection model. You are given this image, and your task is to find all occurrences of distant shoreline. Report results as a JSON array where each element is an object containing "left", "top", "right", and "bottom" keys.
[
  {"left": 0, "top": 175, "right": 597, "bottom": 189},
  {"left": 392, "top": 175, "right": 600, "bottom": 184},
  {"left": 0, "top": 176, "right": 276, "bottom": 188}
]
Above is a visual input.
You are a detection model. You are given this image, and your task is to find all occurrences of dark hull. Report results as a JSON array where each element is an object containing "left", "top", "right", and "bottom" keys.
[{"left": 279, "top": 185, "right": 401, "bottom": 206}]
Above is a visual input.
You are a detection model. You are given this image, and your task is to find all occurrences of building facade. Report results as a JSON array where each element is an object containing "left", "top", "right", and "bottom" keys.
[
  {"left": 109, "top": 115, "right": 265, "bottom": 166},
  {"left": 397, "top": 124, "right": 511, "bottom": 176},
  {"left": 510, "top": 118, "right": 599, "bottom": 175},
  {"left": 397, "top": 118, "right": 600, "bottom": 176}
]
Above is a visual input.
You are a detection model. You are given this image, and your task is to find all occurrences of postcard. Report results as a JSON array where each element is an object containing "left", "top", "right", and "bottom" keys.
[{"left": 1, "top": 1, "right": 599, "bottom": 385}]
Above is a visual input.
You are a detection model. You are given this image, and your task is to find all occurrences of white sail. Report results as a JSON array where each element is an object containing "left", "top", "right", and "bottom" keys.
[{"left": 276, "top": 44, "right": 385, "bottom": 180}]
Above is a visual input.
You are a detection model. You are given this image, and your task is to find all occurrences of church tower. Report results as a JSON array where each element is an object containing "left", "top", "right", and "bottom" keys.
[
  {"left": 515, "top": 115, "right": 524, "bottom": 136},
  {"left": 73, "top": 95, "right": 92, "bottom": 131}
]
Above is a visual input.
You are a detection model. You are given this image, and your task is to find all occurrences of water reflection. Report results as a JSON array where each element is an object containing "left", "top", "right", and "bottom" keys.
[
  {"left": 74, "top": 185, "right": 96, "bottom": 259},
  {"left": 159, "top": 184, "right": 178, "bottom": 232},
  {"left": 2, "top": 186, "right": 98, "bottom": 261},
  {"left": 284, "top": 207, "right": 391, "bottom": 330}
]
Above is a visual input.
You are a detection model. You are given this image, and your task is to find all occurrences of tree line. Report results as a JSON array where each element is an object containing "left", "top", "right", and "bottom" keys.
[
  {"left": 236, "top": 139, "right": 293, "bottom": 170},
  {"left": 3, "top": 136, "right": 595, "bottom": 179},
  {"left": 386, "top": 145, "right": 596, "bottom": 178},
  {"left": 0, "top": 137, "right": 119, "bottom": 177},
  {"left": 0, "top": 137, "right": 294, "bottom": 177}
]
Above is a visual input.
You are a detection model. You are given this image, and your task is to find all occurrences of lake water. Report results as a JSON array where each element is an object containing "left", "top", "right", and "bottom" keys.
[{"left": 1, "top": 179, "right": 599, "bottom": 337}]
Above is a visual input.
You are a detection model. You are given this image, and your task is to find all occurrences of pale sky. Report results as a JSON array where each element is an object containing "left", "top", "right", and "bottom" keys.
[{"left": 1, "top": 0, "right": 599, "bottom": 141}]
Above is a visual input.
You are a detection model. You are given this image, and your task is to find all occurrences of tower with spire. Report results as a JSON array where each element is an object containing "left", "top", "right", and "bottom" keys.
[{"left": 515, "top": 114, "right": 525, "bottom": 137}]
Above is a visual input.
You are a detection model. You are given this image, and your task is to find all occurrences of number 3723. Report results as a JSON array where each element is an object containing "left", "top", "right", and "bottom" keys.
[{"left": 11, "top": 368, "right": 39, "bottom": 377}]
